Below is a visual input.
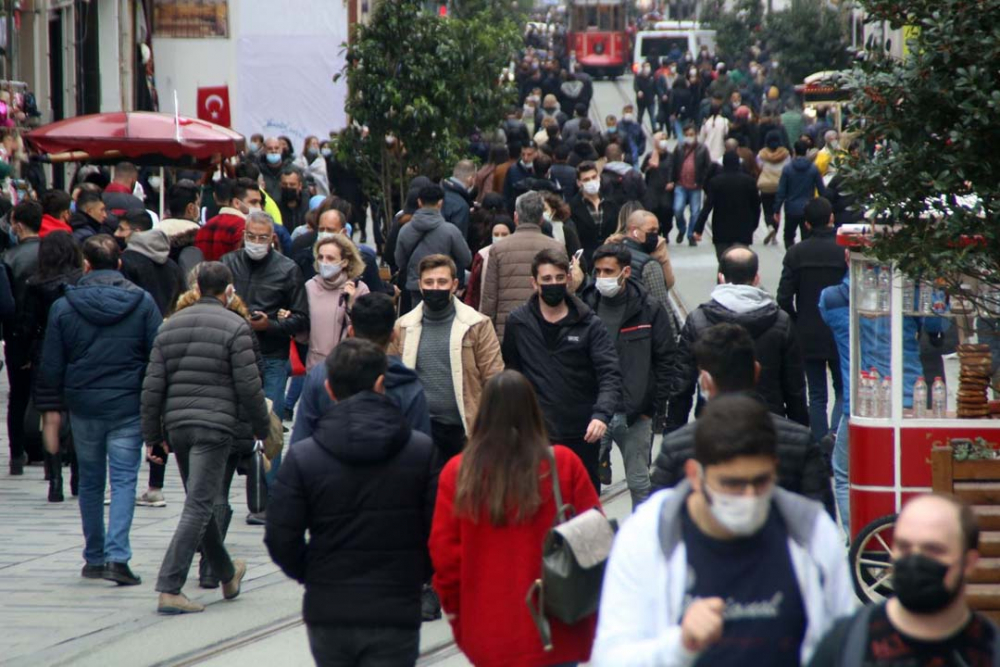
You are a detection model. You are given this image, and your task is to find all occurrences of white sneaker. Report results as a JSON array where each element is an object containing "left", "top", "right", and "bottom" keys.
[{"left": 136, "top": 490, "right": 167, "bottom": 507}]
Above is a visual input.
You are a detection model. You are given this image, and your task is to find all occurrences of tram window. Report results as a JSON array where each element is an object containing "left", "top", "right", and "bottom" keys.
[
  {"left": 587, "top": 6, "right": 598, "bottom": 27},
  {"left": 598, "top": 6, "right": 611, "bottom": 30},
  {"left": 640, "top": 37, "right": 687, "bottom": 59}
]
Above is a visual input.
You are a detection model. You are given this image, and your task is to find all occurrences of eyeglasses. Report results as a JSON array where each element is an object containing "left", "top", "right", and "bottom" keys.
[
  {"left": 711, "top": 473, "right": 776, "bottom": 495},
  {"left": 245, "top": 232, "right": 272, "bottom": 244}
]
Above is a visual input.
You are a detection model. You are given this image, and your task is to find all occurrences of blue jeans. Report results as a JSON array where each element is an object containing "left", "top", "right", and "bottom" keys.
[
  {"left": 673, "top": 187, "right": 702, "bottom": 238},
  {"left": 284, "top": 360, "right": 304, "bottom": 416},
  {"left": 833, "top": 413, "right": 850, "bottom": 534},
  {"left": 262, "top": 357, "right": 288, "bottom": 487},
  {"left": 672, "top": 118, "right": 685, "bottom": 142},
  {"left": 804, "top": 358, "right": 844, "bottom": 442},
  {"left": 71, "top": 414, "right": 143, "bottom": 564}
]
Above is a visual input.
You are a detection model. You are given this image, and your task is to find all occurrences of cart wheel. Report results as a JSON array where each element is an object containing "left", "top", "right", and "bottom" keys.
[{"left": 848, "top": 514, "right": 897, "bottom": 603}]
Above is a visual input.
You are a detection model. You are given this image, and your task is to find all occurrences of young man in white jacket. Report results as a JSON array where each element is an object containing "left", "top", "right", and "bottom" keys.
[{"left": 593, "top": 394, "right": 854, "bottom": 666}]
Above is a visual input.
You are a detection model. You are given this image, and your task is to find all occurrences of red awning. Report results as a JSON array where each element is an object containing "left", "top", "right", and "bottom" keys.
[{"left": 24, "top": 112, "right": 245, "bottom": 167}]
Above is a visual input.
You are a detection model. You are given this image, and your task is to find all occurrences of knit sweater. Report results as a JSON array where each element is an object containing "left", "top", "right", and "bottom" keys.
[{"left": 416, "top": 300, "right": 462, "bottom": 425}]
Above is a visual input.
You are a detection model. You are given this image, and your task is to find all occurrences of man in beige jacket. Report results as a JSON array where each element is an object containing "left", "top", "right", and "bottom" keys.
[
  {"left": 480, "top": 190, "right": 565, "bottom": 341},
  {"left": 389, "top": 254, "right": 504, "bottom": 461}
]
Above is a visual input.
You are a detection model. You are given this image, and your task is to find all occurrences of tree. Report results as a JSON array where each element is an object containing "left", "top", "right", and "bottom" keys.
[
  {"left": 762, "top": 0, "right": 850, "bottom": 85},
  {"left": 840, "top": 0, "right": 1000, "bottom": 306},
  {"left": 334, "top": 0, "right": 519, "bottom": 224},
  {"left": 702, "top": 0, "right": 764, "bottom": 63}
]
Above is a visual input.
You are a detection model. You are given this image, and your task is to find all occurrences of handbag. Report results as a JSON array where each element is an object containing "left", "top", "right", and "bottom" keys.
[
  {"left": 246, "top": 439, "right": 268, "bottom": 514},
  {"left": 526, "top": 449, "right": 617, "bottom": 651},
  {"left": 289, "top": 339, "right": 306, "bottom": 377}
]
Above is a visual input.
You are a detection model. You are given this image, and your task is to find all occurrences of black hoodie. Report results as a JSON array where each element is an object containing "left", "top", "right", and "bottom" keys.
[{"left": 265, "top": 391, "right": 435, "bottom": 628}]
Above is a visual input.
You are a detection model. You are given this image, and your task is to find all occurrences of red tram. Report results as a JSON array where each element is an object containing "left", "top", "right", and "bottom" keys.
[{"left": 567, "top": 0, "right": 628, "bottom": 79}]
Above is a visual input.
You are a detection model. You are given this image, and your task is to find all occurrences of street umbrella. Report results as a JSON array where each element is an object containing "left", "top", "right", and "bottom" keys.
[{"left": 23, "top": 111, "right": 246, "bottom": 168}]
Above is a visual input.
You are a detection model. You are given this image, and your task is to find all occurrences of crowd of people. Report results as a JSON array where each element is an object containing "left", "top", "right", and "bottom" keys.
[{"left": 0, "top": 24, "right": 991, "bottom": 667}]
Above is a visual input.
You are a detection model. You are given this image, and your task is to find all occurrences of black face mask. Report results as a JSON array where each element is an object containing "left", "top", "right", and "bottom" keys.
[
  {"left": 421, "top": 289, "right": 452, "bottom": 312},
  {"left": 281, "top": 188, "right": 300, "bottom": 204},
  {"left": 642, "top": 232, "right": 659, "bottom": 253},
  {"left": 539, "top": 283, "right": 567, "bottom": 307},
  {"left": 893, "top": 553, "right": 963, "bottom": 614}
]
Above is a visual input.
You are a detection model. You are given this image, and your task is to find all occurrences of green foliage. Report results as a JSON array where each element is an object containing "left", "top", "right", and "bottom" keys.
[
  {"left": 702, "top": 0, "right": 764, "bottom": 64},
  {"left": 762, "top": 0, "right": 850, "bottom": 85},
  {"left": 333, "top": 0, "right": 519, "bottom": 218},
  {"left": 840, "top": 0, "right": 1000, "bottom": 303}
]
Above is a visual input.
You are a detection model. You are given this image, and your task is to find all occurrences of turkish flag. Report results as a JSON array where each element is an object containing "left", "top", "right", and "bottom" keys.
[{"left": 197, "top": 85, "right": 231, "bottom": 127}]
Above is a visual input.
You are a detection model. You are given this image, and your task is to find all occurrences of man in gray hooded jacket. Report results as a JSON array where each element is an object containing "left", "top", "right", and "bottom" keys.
[
  {"left": 669, "top": 246, "right": 809, "bottom": 431},
  {"left": 121, "top": 227, "right": 186, "bottom": 317},
  {"left": 394, "top": 184, "right": 471, "bottom": 309}
]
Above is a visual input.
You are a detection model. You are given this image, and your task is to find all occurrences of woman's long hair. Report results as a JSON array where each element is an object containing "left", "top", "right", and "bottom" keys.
[
  {"left": 454, "top": 371, "right": 551, "bottom": 526},
  {"left": 614, "top": 200, "right": 645, "bottom": 236},
  {"left": 35, "top": 231, "right": 83, "bottom": 282}
]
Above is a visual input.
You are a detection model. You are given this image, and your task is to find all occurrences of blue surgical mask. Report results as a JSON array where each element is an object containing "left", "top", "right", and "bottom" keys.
[
  {"left": 266, "top": 153, "right": 281, "bottom": 165},
  {"left": 607, "top": 126, "right": 617, "bottom": 134},
  {"left": 321, "top": 147, "right": 332, "bottom": 158},
  {"left": 70, "top": 201, "right": 77, "bottom": 213}
]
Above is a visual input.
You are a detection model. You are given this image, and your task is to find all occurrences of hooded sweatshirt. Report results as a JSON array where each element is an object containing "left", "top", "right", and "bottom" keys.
[
  {"left": 757, "top": 146, "right": 791, "bottom": 194},
  {"left": 265, "top": 391, "right": 435, "bottom": 628},
  {"left": 121, "top": 229, "right": 186, "bottom": 316},
  {"left": 36, "top": 270, "right": 162, "bottom": 418},
  {"left": 681, "top": 283, "right": 809, "bottom": 425},
  {"left": 775, "top": 156, "right": 826, "bottom": 217},
  {"left": 394, "top": 207, "right": 472, "bottom": 291}
]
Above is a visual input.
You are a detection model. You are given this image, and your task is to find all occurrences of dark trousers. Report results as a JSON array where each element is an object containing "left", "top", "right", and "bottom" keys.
[
  {"left": 637, "top": 100, "right": 655, "bottom": 130},
  {"left": 155, "top": 427, "right": 236, "bottom": 594},
  {"left": 306, "top": 624, "right": 419, "bottom": 667},
  {"left": 714, "top": 242, "right": 738, "bottom": 264},
  {"left": 6, "top": 361, "right": 40, "bottom": 461},
  {"left": 148, "top": 445, "right": 168, "bottom": 488},
  {"left": 430, "top": 419, "right": 466, "bottom": 471},
  {"left": 556, "top": 438, "right": 600, "bottom": 494},
  {"left": 760, "top": 193, "right": 777, "bottom": 229},
  {"left": 804, "top": 358, "right": 843, "bottom": 442},
  {"left": 783, "top": 212, "right": 808, "bottom": 249}
]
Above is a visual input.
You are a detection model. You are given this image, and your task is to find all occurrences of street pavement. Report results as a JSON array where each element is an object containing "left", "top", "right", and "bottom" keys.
[{"left": 0, "top": 76, "right": 893, "bottom": 667}]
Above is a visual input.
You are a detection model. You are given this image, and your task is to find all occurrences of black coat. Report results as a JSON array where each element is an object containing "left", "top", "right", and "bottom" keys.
[
  {"left": 2, "top": 237, "right": 40, "bottom": 364},
  {"left": 651, "top": 403, "right": 834, "bottom": 517},
  {"left": 265, "top": 391, "right": 435, "bottom": 628},
  {"left": 642, "top": 153, "right": 674, "bottom": 213},
  {"left": 669, "top": 143, "right": 712, "bottom": 189},
  {"left": 549, "top": 163, "right": 578, "bottom": 199},
  {"left": 669, "top": 86, "right": 696, "bottom": 122},
  {"left": 502, "top": 295, "right": 622, "bottom": 442},
  {"left": 141, "top": 297, "right": 271, "bottom": 446},
  {"left": 776, "top": 226, "right": 847, "bottom": 361},
  {"left": 569, "top": 193, "right": 620, "bottom": 264},
  {"left": 120, "top": 250, "right": 186, "bottom": 317},
  {"left": 693, "top": 168, "right": 761, "bottom": 244},
  {"left": 441, "top": 179, "right": 473, "bottom": 241},
  {"left": 580, "top": 279, "right": 680, "bottom": 422},
  {"left": 827, "top": 174, "right": 863, "bottom": 226},
  {"left": 676, "top": 290, "right": 809, "bottom": 427},
  {"left": 221, "top": 249, "right": 309, "bottom": 359}
]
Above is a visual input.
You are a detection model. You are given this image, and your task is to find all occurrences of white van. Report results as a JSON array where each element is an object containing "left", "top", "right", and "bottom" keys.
[{"left": 632, "top": 21, "right": 717, "bottom": 72}]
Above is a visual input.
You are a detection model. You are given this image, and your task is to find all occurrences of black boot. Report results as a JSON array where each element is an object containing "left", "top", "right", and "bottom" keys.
[
  {"left": 199, "top": 504, "right": 233, "bottom": 589},
  {"left": 46, "top": 453, "right": 64, "bottom": 502}
]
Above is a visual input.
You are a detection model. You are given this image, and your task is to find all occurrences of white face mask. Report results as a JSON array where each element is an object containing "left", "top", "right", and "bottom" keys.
[
  {"left": 225, "top": 286, "right": 236, "bottom": 307},
  {"left": 702, "top": 471, "right": 773, "bottom": 536},
  {"left": 246, "top": 204, "right": 262, "bottom": 213},
  {"left": 684, "top": 136, "right": 696, "bottom": 146},
  {"left": 622, "top": 113, "right": 636, "bottom": 123},
  {"left": 317, "top": 231, "right": 335, "bottom": 242},
  {"left": 318, "top": 262, "right": 343, "bottom": 280},
  {"left": 595, "top": 271, "right": 624, "bottom": 298},
  {"left": 148, "top": 176, "right": 162, "bottom": 191},
  {"left": 658, "top": 139, "right": 670, "bottom": 151},
  {"left": 582, "top": 180, "right": 600, "bottom": 196},
  {"left": 543, "top": 211, "right": 553, "bottom": 224},
  {"left": 491, "top": 234, "right": 507, "bottom": 244},
  {"left": 244, "top": 241, "right": 270, "bottom": 260}
]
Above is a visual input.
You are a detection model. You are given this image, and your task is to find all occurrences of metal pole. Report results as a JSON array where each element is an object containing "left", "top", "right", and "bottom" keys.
[{"left": 158, "top": 166, "right": 165, "bottom": 219}]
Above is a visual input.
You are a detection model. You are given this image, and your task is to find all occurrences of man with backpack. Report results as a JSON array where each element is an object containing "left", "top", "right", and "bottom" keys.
[{"left": 809, "top": 493, "right": 995, "bottom": 666}]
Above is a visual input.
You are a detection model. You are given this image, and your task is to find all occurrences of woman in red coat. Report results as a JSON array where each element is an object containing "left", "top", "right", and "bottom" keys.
[{"left": 430, "top": 370, "right": 601, "bottom": 667}]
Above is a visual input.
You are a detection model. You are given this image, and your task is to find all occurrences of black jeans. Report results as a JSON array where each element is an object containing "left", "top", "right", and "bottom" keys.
[
  {"left": 714, "top": 242, "right": 738, "bottom": 264},
  {"left": 637, "top": 100, "right": 655, "bottom": 130},
  {"left": 783, "top": 212, "right": 808, "bottom": 249},
  {"left": 7, "top": 361, "right": 40, "bottom": 461},
  {"left": 760, "top": 193, "right": 777, "bottom": 229},
  {"left": 155, "top": 427, "right": 236, "bottom": 594},
  {"left": 148, "top": 445, "right": 169, "bottom": 489},
  {"left": 556, "top": 438, "right": 600, "bottom": 494},
  {"left": 430, "top": 419, "right": 466, "bottom": 472},
  {"left": 306, "top": 624, "right": 419, "bottom": 667}
]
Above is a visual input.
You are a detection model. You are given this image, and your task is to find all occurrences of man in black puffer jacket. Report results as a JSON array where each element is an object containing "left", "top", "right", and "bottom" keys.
[
  {"left": 668, "top": 245, "right": 808, "bottom": 432},
  {"left": 265, "top": 339, "right": 435, "bottom": 666},
  {"left": 652, "top": 323, "right": 833, "bottom": 516},
  {"left": 142, "top": 262, "right": 271, "bottom": 614}
]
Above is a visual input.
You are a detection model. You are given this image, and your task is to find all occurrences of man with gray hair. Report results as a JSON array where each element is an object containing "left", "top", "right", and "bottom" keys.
[
  {"left": 815, "top": 130, "right": 840, "bottom": 177},
  {"left": 221, "top": 211, "right": 309, "bottom": 524},
  {"left": 480, "top": 190, "right": 565, "bottom": 340},
  {"left": 441, "top": 159, "right": 477, "bottom": 241}
]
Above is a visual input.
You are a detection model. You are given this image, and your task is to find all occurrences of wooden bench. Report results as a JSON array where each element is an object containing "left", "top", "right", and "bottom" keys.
[{"left": 931, "top": 445, "right": 1000, "bottom": 623}]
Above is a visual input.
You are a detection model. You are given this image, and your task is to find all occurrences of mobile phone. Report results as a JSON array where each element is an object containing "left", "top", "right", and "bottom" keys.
[
  {"left": 573, "top": 249, "right": 584, "bottom": 263},
  {"left": 251, "top": 312, "right": 266, "bottom": 321}
]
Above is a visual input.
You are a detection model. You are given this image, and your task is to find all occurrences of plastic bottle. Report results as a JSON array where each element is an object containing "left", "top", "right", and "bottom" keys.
[
  {"left": 919, "top": 282, "right": 933, "bottom": 314},
  {"left": 902, "top": 277, "right": 915, "bottom": 314},
  {"left": 913, "top": 377, "right": 927, "bottom": 418},
  {"left": 862, "top": 266, "right": 878, "bottom": 311},
  {"left": 932, "top": 377, "right": 947, "bottom": 418},
  {"left": 877, "top": 267, "right": 891, "bottom": 312},
  {"left": 880, "top": 376, "right": 892, "bottom": 418},
  {"left": 858, "top": 372, "right": 871, "bottom": 417}
]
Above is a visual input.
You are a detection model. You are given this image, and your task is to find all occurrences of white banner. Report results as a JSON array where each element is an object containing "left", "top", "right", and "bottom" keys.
[{"left": 236, "top": 34, "right": 348, "bottom": 142}]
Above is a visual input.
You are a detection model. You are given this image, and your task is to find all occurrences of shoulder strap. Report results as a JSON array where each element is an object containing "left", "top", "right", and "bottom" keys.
[
  {"left": 546, "top": 448, "right": 572, "bottom": 527},
  {"left": 839, "top": 603, "right": 881, "bottom": 667}
]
